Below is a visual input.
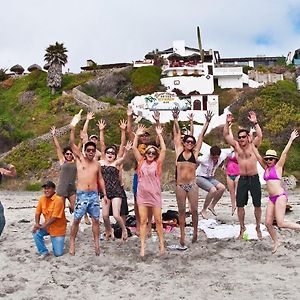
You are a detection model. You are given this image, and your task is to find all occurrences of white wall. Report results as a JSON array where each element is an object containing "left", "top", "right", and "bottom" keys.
[
  {"left": 217, "top": 76, "right": 243, "bottom": 89},
  {"left": 161, "top": 75, "right": 214, "bottom": 94}
]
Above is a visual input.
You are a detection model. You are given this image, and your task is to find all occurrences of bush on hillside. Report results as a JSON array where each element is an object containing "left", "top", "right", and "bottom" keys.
[{"left": 131, "top": 66, "right": 162, "bottom": 95}]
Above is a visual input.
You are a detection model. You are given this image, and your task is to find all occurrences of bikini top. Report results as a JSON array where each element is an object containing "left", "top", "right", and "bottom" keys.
[
  {"left": 177, "top": 151, "right": 196, "bottom": 164},
  {"left": 263, "top": 165, "right": 281, "bottom": 181}
]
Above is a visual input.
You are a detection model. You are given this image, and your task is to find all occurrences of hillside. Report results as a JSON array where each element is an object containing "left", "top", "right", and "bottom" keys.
[{"left": 0, "top": 68, "right": 300, "bottom": 190}]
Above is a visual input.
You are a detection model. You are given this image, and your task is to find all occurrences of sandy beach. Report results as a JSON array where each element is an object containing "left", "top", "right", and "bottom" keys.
[{"left": 0, "top": 189, "right": 300, "bottom": 300}]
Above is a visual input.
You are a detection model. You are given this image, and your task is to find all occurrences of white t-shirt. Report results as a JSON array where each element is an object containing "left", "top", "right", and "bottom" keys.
[{"left": 196, "top": 149, "right": 232, "bottom": 177}]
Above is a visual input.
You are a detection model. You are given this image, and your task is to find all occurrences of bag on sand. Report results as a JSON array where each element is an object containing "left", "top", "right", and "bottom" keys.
[{"left": 162, "top": 210, "right": 179, "bottom": 227}]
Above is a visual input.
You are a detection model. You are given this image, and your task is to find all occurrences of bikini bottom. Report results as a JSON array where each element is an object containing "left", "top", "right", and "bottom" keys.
[
  {"left": 269, "top": 191, "right": 288, "bottom": 204},
  {"left": 178, "top": 182, "right": 196, "bottom": 193}
]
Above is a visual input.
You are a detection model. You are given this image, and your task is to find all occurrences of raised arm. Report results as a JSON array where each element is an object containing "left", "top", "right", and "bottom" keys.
[
  {"left": 132, "top": 124, "right": 145, "bottom": 162},
  {"left": 156, "top": 125, "right": 166, "bottom": 162},
  {"left": 152, "top": 110, "right": 161, "bottom": 146},
  {"left": 69, "top": 125, "right": 82, "bottom": 159},
  {"left": 97, "top": 119, "right": 106, "bottom": 157},
  {"left": 127, "top": 105, "right": 135, "bottom": 141},
  {"left": 115, "top": 141, "right": 133, "bottom": 166},
  {"left": 248, "top": 111, "right": 262, "bottom": 147},
  {"left": 81, "top": 112, "right": 94, "bottom": 145},
  {"left": 187, "top": 112, "right": 194, "bottom": 136},
  {"left": 250, "top": 139, "right": 266, "bottom": 169},
  {"left": 172, "top": 108, "right": 182, "bottom": 151},
  {"left": 277, "top": 129, "right": 299, "bottom": 168},
  {"left": 194, "top": 111, "right": 213, "bottom": 155},
  {"left": 223, "top": 113, "right": 238, "bottom": 148},
  {"left": 0, "top": 164, "right": 16, "bottom": 177},
  {"left": 117, "top": 119, "right": 127, "bottom": 158},
  {"left": 50, "top": 126, "right": 65, "bottom": 164}
]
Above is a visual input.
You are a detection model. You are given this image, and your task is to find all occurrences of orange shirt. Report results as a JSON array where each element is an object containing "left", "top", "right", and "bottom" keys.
[{"left": 35, "top": 194, "right": 67, "bottom": 236}]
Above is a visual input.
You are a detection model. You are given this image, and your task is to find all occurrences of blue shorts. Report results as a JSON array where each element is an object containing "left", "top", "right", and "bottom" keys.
[
  {"left": 196, "top": 176, "right": 221, "bottom": 192},
  {"left": 133, "top": 172, "right": 138, "bottom": 198},
  {"left": 74, "top": 190, "right": 100, "bottom": 220}
]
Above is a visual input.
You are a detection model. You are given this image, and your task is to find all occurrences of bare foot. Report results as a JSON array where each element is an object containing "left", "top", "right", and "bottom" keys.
[
  {"left": 69, "top": 241, "right": 75, "bottom": 256},
  {"left": 180, "top": 236, "right": 185, "bottom": 247},
  {"left": 272, "top": 241, "right": 281, "bottom": 254},
  {"left": 256, "top": 226, "right": 263, "bottom": 240},
  {"left": 192, "top": 232, "right": 198, "bottom": 243},
  {"left": 200, "top": 210, "right": 208, "bottom": 220},
  {"left": 208, "top": 206, "right": 217, "bottom": 216},
  {"left": 95, "top": 245, "right": 100, "bottom": 256},
  {"left": 122, "top": 229, "right": 128, "bottom": 241},
  {"left": 237, "top": 226, "right": 246, "bottom": 240},
  {"left": 160, "top": 244, "right": 165, "bottom": 256}
]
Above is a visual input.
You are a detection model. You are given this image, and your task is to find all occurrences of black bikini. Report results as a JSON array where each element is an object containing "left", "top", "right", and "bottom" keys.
[{"left": 177, "top": 151, "right": 197, "bottom": 164}]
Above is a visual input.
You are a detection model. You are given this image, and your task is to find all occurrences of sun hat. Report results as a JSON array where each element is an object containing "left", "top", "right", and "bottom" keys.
[
  {"left": 89, "top": 134, "right": 98, "bottom": 140},
  {"left": 263, "top": 149, "right": 278, "bottom": 160}
]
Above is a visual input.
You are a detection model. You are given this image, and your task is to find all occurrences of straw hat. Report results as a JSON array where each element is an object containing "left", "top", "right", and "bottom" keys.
[{"left": 263, "top": 149, "right": 278, "bottom": 160}]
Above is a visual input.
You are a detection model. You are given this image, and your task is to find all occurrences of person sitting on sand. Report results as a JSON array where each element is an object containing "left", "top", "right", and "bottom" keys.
[
  {"left": 251, "top": 129, "right": 300, "bottom": 253},
  {"left": 69, "top": 123, "right": 108, "bottom": 256},
  {"left": 0, "top": 163, "right": 16, "bottom": 237},
  {"left": 196, "top": 146, "right": 231, "bottom": 219},
  {"left": 32, "top": 181, "right": 67, "bottom": 257},
  {"left": 132, "top": 124, "right": 166, "bottom": 257},
  {"left": 172, "top": 107, "right": 212, "bottom": 247},
  {"left": 223, "top": 111, "right": 263, "bottom": 239}
]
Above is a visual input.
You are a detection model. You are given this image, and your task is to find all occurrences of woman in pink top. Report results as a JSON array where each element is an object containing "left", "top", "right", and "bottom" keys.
[
  {"left": 132, "top": 124, "right": 166, "bottom": 257},
  {"left": 226, "top": 150, "right": 240, "bottom": 216}
]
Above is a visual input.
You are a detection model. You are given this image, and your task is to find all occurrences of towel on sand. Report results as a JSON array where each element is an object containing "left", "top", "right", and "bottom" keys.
[{"left": 198, "top": 219, "right": 269, "bottom": 240}]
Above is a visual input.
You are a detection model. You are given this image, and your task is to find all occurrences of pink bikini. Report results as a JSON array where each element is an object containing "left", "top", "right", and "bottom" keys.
[{"left": 263, "top": 165, "right": 288, "bottom": 204}]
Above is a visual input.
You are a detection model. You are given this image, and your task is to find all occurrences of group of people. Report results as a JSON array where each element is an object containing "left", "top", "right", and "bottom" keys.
[{"left": 1, "top": 107, "right": 299, "bottom": 257}]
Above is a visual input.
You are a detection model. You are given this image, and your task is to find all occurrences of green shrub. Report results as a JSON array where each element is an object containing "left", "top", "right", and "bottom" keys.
[
  {"left": 131, "top": 66, "right": 161, "bottom": 95},
  {"left": 100, "top": 97, "right": 117, "bottom": 105},
  {"left": 25, "top": 182, "right": 42, "bottom": 191}
]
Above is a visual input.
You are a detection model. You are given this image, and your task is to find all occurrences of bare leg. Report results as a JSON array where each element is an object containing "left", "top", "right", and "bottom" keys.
[
  {"left": 237, "top": 207, "right": 245, "bottom": 239},
  {"left": 152, "top": 207, "right": 165, "bottom": 255},
  {"left": 265, "top": 201, "right": 279, "bottom": 253},
  {"left": 147, "top": 210, "right": 153, "bottom": 237},
  {"left": 69, "top": 219, "right": 80, "bottom": 255},
  {"left": 227, "top": 176, "right": 237, "bottom": 215},
  {"left": 254, "top": 206, "right": 262, "bottom": 240},
  {"left": 134, "top": 198, "right": 140, "bottom": 236},
  {"left": 138, "top": 206, "right": 149, "bottom": 257},
  {"left": 69, "top": 194, "right": 76, "bottom": 213},
  {"left": 102, "top": 199, "right": 113, "bottom": 241},
  {"left": 91, "top": 217, "right": 100, "bottom": 256},
  {"left": 112, "top": 198, "right": 127, "bottom": 241},
  {"left": 209, "top": 183, "right": 226, "bottom": 215},
  {"left": 187, "top": 184, "right": 199, "bottom": 243},
  {"left": 176, "top": 185, "right": 187, "bottom": 246},
  {"left": 275, "top": 196, "right": 300, "bottom": 231},
  {"left": 201, "top": 187, "right": 216, "bottom": 219}
]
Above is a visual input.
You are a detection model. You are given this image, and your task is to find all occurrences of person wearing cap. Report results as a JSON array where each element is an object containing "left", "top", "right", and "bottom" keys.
[
  {"left": 0, "top": 163, "right": 16, "bottom": 237},
  {"left": 223, "top": 111, "right": 263, "bottom": 240},
  {"left": 251, "top": 129, "right": 300, "bottom": 253},
  {"left": 32, "top": 181, "right": 67, "bottom": 257}
]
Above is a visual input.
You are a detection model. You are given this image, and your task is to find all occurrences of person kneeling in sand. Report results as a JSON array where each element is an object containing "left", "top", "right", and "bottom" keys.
[
  {"left": 32, "top": 181, "right": 67, "bottom": 257},
  {"left": 69, "top": 123, "right": 108, "bottom": 256}
]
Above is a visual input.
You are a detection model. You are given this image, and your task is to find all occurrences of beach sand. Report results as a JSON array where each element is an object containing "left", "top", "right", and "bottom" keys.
[{"left": 0, "top": 189, "right": 300, "bottom": 300}]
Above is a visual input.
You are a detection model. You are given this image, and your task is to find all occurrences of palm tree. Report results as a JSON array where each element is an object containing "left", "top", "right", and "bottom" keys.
[{"left": 44, "top": 42, "right": 68, "bottom": 95}]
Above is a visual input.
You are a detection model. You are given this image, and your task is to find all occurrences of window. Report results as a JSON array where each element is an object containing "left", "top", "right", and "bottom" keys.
[
  {"left": 203, "top": 96, "right": 208, "bottom": 110},
  {"left": 193, "top": 100, "right": 201, "bottom": 110}
]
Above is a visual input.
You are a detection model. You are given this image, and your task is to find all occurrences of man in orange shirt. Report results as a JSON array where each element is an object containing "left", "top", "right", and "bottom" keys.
[{"left": 32, "top": 181, "right": 67, "bottom": 257}]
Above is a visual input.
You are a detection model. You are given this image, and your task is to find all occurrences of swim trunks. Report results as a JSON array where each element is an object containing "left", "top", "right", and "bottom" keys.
[
  {"left": 74, "top": 190, "right": 100, "bottom": 220},
  {"left": 236, "top": 174, "right": 261, "bottom": 207}
]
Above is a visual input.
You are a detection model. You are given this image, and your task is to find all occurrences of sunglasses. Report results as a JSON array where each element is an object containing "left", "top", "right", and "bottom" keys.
[
  {"left": 106, "top": 150, "right": 116, "bottom": 155},
  {"left": 65, "top": 152, "right": 73, "bottom": 156},
  {"left": 265, "top": 157, "right": 275, "bottom": 161},
  {"left": 238, "top": 135, "right": 247, "bottom": 139},
  {"left": 86, "top": 148, "right": 96, "bottom": 153},
  {"left": 185, "top": 140, "right": 195, "bottom": 144},
  {"left": 146, "top": 151, "right": 156, "bottom": 155}
]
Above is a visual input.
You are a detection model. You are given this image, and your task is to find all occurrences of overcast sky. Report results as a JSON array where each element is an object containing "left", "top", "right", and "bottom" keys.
[{"left": 1, "top": 0, "right": 300, "bottom": 72}]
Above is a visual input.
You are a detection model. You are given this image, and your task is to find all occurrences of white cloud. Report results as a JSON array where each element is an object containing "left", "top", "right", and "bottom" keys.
[{"left": 0, "top": 0, "right": 299, "bottom": 72}]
